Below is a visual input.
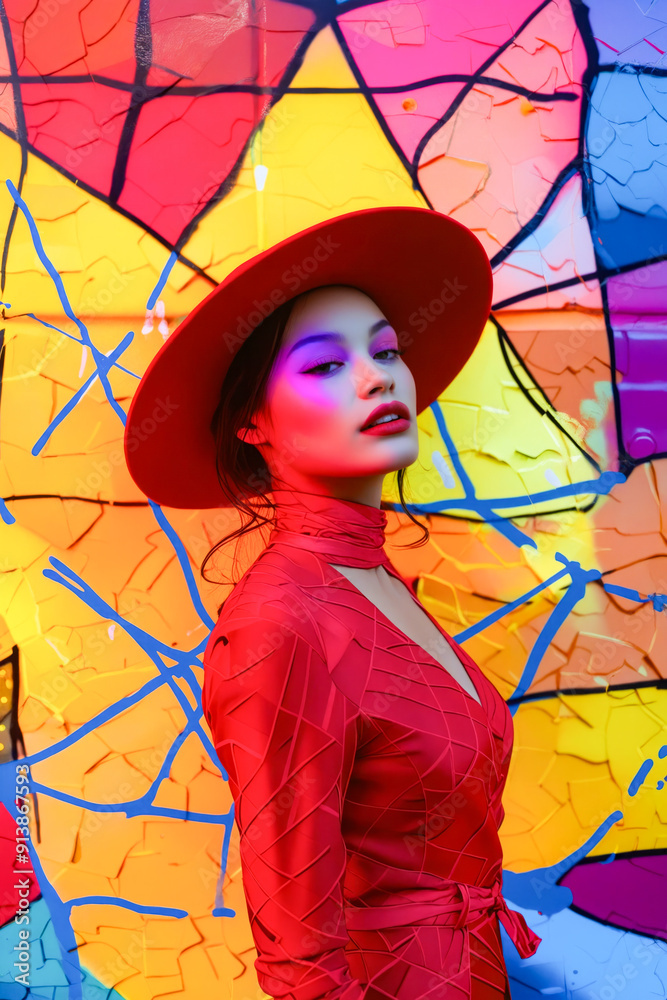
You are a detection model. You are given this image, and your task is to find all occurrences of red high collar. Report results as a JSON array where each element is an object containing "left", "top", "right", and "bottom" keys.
[{"left": 268, "top": 487, "right": 390, "bottom": 568}]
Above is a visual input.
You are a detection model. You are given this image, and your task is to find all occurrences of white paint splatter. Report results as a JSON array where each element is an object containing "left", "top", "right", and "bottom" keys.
[
  {"left": 254, "top": 164, "right": 268, "bottom": 191},
  {"left": 432, "top": 450, "right": 456, "bottom": 489}
]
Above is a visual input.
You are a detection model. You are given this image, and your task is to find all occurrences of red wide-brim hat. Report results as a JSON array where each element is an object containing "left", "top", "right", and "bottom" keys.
[{"left": 124, "top": 206, "right": 492, "bottom": 509}]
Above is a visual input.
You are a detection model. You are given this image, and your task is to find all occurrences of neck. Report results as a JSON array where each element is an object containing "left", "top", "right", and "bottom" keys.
[
  {"left": 269, "top": 475, "right": 384, "bottom": 509},
  {"left": 268, "top": 485, "right": 390, "bottom": 569}
]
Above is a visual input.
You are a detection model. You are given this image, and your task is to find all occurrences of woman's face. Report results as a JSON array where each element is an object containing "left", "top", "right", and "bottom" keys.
[{"left": 238, "top": 285, "right": 420, "bottom": 499}]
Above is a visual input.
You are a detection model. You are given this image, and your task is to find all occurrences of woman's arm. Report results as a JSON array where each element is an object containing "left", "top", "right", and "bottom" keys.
[{"left": 203, "top": 616, "right": 365, "bottom": 1000}]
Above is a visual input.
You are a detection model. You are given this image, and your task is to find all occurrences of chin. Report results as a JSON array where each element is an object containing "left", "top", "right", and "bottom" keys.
[
  {"left": 347, "top": 433, "right": 420, "bottom": 468},
  {"left": 388, "top": 441, "right": 420, "bottom": 466},
  {"left": 378, "top": 447, "right": 421, "bottom": 475}
]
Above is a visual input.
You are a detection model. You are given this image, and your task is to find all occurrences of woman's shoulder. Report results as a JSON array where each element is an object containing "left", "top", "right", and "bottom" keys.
[
  {"left": 204, "top": 545, "right": 366, "bottom": 707},
  {"left": 207, "top": 544, "right": 332, "bottom": 658}
]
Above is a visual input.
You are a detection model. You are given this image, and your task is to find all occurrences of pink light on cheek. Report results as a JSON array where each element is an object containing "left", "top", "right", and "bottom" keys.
[{"left": 266, "top": 354, "right": 345, "bottom": 431}]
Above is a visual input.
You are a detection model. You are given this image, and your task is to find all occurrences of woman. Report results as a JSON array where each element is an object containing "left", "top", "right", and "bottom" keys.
[{"left": 124, "top": 206, "right": 542, "bottom": 999}]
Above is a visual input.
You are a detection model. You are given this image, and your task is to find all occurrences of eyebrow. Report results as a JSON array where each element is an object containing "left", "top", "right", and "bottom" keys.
[{"left": 286, "top": 319, "right": 393, "bottom": 357}]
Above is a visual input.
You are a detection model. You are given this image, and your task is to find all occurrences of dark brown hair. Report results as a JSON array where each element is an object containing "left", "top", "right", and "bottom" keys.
[{"left": 200, "top": 289, "right": 431, "bottom": 599}]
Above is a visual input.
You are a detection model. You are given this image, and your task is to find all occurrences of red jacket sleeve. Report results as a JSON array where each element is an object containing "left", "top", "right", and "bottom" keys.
[{"left": 202, "top": 615, "right": 366, "bottom": 1000}]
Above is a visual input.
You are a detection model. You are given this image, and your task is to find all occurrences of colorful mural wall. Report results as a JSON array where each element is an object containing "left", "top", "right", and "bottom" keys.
[{"left": 1, "top": 1, "right": 667, "bottom": 997}]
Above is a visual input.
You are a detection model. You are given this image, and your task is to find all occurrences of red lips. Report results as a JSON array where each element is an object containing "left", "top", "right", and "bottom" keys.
[{"left": 360, "top": 401, "right": 411, "bottom": 431}]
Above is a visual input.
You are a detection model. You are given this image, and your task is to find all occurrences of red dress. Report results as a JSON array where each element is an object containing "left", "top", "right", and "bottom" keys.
[{"left": 202, "top": 488, "right": 541, "bottom": 999}]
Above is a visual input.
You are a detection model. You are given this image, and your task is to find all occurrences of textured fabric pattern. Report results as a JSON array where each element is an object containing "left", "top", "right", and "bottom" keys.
[{"left": 202, "top": 489, "right": 541, "bottom": 999}]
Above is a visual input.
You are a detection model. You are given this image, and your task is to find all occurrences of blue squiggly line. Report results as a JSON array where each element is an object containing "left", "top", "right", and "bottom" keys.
[
  {"left": 392, "top": 469, "right": 626, "bottom": 516},
  {"left": 10, "top": 192, "right": 214, "bottom": 694},
  {"left": 6, "top": 179, "right": 129, "bottom": 426},
  {"left": 502, "top": 809, "right": 624, "bottom": 915},
  {"left": 629, "top": 758, "right": 654, "bottom": 796},
  {"left": 26, "top": 312, "right": 81, "bottom": 338},
  {"left": 24, "top": 673, "right": 168, "bottom": 765},
  {"left": 455, "top": 565, "right": 571, "bottom": 643},
  {"left": 6, "top": 179, "right": 87, "bottom": 339},
  {"left": 387, "top": 407, "right": 623, "bottom": 711},
  {"left": 215, "top": 809, "right": 236, "bottom": 916},
  {"left": 31, "top": 330, "right": 134, "bottom": 455},
  {"left": 26, "top": 311, "right": 140, "bottom": 379},
  {"left": 0, "top": 497, "right": 15, "bottom": 524},
  {"left": 43, "top": 555, "right": 203, "bottom": 666},
  {"left": 148, "top": 500, "right": 215, "bottom": 630},
  {"left": 65, "top": 897, "right": 188, "bottom": 918},
  {"left": 147, "top": 250, "right": 178, "bottom": 309},
  {"left": 603, "top": 581, "right": 667, "bottom": 612},
  {"left": 144, "top": 719, "right": 199, "bottom": 806},
  {"left": 39, "top": 555, "right": 219, "bottom": 769},
  {"left": 506, "top": 553, "right": 602, "bottom": 714},
  {"left": 28, "top": 782, "right": 227, "bottom": 823},
  {"left": 429, "top": 400, "right": 535, "bottom": 547}
]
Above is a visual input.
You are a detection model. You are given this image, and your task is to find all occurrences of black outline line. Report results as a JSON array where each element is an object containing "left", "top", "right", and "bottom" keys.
[
  {"left": 109, "top": 0, "right": 152, "bottom": 205},
  {"left": 2, "top": 493, "right": 150, "bottom": 506},
  {"left": 2, "top": 644, "right": 24, "bottom": 760},
  {"left": 411, "top": 0, "right": 554, "bottom": 171},
  {"left": 2, "top": 490, "right": 606, "bottom": 520},
  {"left": 557, "top": 841, "right": 667, "bottom": 944},
  {"left": 494, "top": 315, "right": 603, "bottom": 473},
  {"left": 175, "top": 4, "right": 327, "bottom": 249},
  {"left": 0, "top": 120, "right": 216, "bottom": 284},
  {"left": 490, "top": 161, "right": 581, "bottom": 269},
  {"left": 598, "top": 61, "right": 667, "bottom": 76},
  {"left": 571, "top": 0, "right": 600, "bottom": 227},
  {"left": 491, "top": 244, "right": 667, "bottom": 310},
  {"left": 493, "top": 271, "right": 599, "bottom": 310},
  {"left": 567, "top": 846, "right": 667, "bottom": 865},
  {"left": 599, "top": 275, "right": 627, "bottom": 473},
  {"left": 0, "top": 72, "right": 580, "bottom": 103},
  {"left": 0, "top": 1, "right": 27, "bottom": 297},
  {"left": 1, "top": 643, "right": 41, "bottom": 844},
  {"left": 328, "top": 15, "right": 422, "bottom": 200},
  {"left": 507, "top": 674, "right": 667, "bottom": 707},
  {"left": 4, "top": 642, "right": 41, "bottom": 842},
  {"left": 0, "top": 0, "right": 585, "bottom": 257},
  {"left": 570, "top": 0, "right": 667, "bottom": 479}
]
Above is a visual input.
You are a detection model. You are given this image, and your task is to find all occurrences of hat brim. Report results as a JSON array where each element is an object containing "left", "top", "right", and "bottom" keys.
[{"left": 124, "top": 206, "right": 492, "bottom": 509}]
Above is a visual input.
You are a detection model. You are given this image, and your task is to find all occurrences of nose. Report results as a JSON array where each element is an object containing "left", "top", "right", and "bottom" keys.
[{"left": 353, "top": 354, "right": 395, "bottom": 397}]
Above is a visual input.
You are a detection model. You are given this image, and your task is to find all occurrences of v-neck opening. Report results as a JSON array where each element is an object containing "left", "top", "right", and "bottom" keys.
[{"left": 326, "top": 561, "right": 485, "bottom": 710}]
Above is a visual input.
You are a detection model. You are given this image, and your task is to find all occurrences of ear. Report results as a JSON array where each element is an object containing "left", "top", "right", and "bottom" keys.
[{"left": 236, "top": 424, "right": 267, "bottom": 447}]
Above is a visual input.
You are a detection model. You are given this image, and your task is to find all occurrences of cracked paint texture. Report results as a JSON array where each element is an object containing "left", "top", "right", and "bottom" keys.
[{"left": 1, "top": 1, "right": 667, "bottom": 998}]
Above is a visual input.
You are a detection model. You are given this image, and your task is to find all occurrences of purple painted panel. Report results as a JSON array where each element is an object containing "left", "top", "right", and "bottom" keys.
[
  {"left": 560, "top": 854, "right": 667, "bottom": 942},
  {"left": 608, "top": 265, "right": 667, "bottom": 459}
]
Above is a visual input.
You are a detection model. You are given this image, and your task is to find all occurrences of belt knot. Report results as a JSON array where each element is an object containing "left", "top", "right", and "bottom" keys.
[{"left": 344, "top": 876, "right": 542, "bottom": 959}]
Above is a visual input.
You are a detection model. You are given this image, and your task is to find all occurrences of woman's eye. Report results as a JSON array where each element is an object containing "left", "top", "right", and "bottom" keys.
[
  {"left": 375, "top": 348, "right": 405, "bottom": 360},
  {"left": 303, "top": 357, "right": 343, "bottom": 375},
  {"left": 302, "top": 348, "right": 405, "bottom": 375}
]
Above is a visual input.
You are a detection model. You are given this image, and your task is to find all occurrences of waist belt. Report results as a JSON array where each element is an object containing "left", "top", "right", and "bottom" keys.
[{"left": 344, "top": 877, "right": 541, "bottom": 960}]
